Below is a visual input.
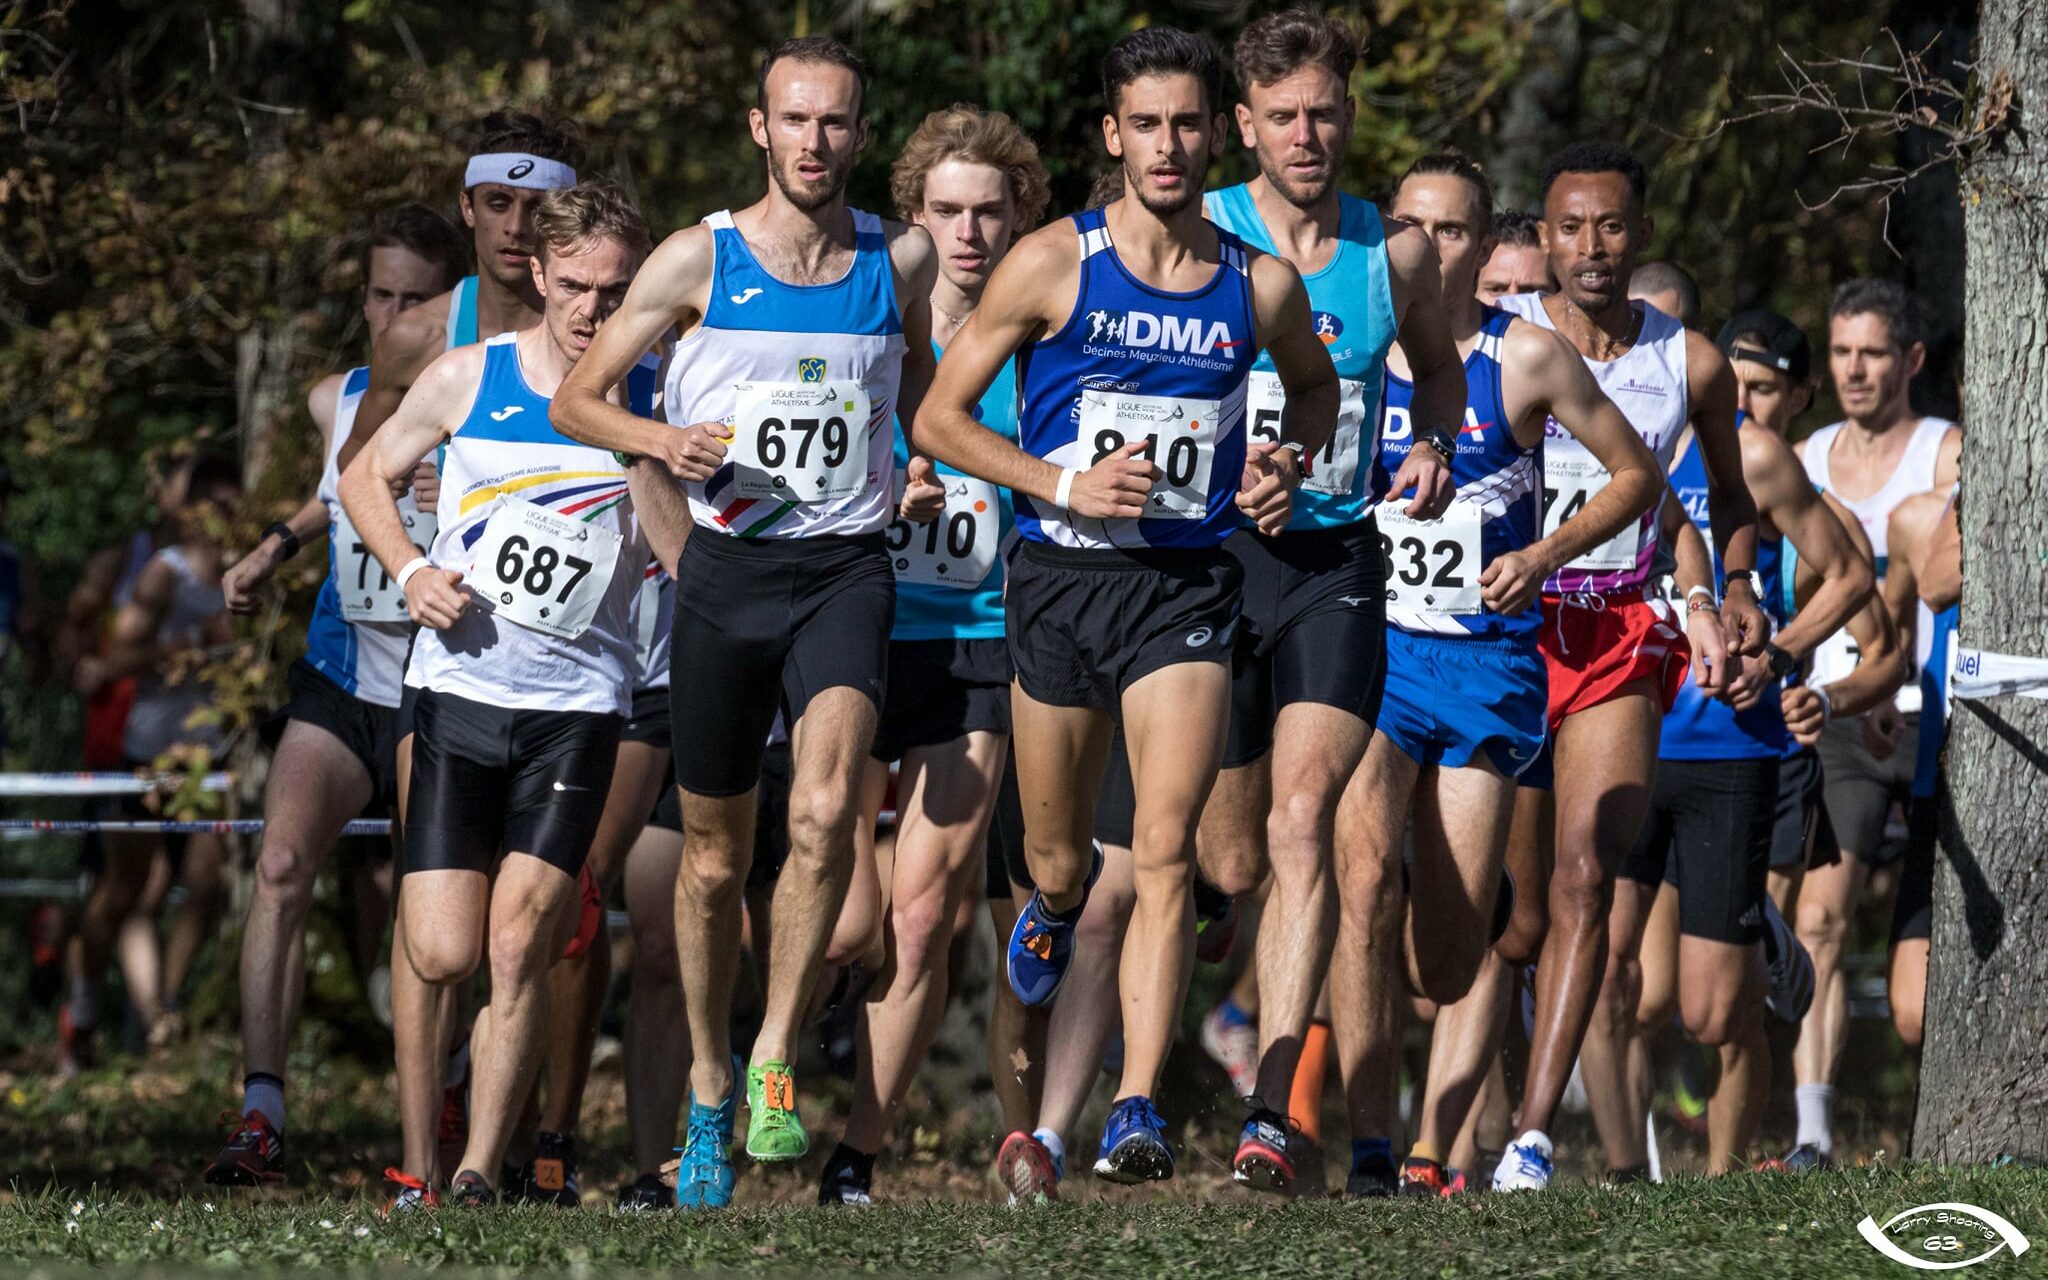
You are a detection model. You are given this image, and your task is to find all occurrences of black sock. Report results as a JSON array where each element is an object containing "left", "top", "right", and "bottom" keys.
[
  {"left": 827, "top": 1143, "right": 876, "bottom": 1185},
  {"left": 1192, "top": 877, "right": 1231, "bottom": 918}
]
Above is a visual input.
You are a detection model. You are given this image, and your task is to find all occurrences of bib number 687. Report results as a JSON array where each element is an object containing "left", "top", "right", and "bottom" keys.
[{"left": 495, "top": 534, "right": 594, "bottom": 605}]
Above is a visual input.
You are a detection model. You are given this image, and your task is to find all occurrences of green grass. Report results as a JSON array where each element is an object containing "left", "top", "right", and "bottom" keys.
[{"left": 0, "top": 1166, "right": 2043, "bottom": 1277}]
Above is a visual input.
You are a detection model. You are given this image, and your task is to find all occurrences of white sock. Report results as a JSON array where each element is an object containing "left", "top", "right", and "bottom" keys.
[
  {"left": 1033, "top": 1127, "right": 1065, "bottom": 1179},
  {"left": 1794, "top": 1083, "right": 1835, "bottom": 1153},
  {"left": 242, "top": 1077, "right": 286, "bottom": 1133},
  {"left": 68, "top": 976, "right": 100, "bottom": 1028}
]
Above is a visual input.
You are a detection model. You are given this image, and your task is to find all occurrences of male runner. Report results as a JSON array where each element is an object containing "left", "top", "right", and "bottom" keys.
[
  {"left": 1193, "top": 10, "right": 1464, "bottom": 1192},
  {"left": 913, "top": 26, "right": 1355, "bottom": 1185},
  {"left": 814, "top": 104, "right": 1051, "bottom": 1206},
  {"left": 1330, "top": 151, "right": 1661, "bottom": 1197},
  {"left": 1782, "top": 278, "right": 1959, "bottom": 1169},
  {"left": 1475, "top": 211, "right": 1550, "bottom": 303},
  {"left": 204, "top": 204, "right": 467, "bottom": 1185},
  {"left": 1627, "top": 260, "right": 1700, "bottom": 330},
  {"left": 1489, "top": 142, "right": 1766, "bottom": 1191},
  {"left": 550, "top": 37, "right": 937, "bottom": 1207},
  {"left": 340, "top": 182, "right": 681, "bottom": 1206}
]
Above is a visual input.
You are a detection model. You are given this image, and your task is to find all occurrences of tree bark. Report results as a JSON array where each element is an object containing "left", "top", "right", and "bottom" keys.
[
  {"left": 1487, "top": 0, "right": 1586, "bottom": 210},
  {"left": 1912, "top": 0, "right": 2048, "bottom": 1164},
  {"left": 231, "top": 0, "right": 309, "bottom": 492}
]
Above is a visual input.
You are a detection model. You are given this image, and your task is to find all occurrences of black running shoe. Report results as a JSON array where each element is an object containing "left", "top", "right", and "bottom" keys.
[{"left": 448, "top": 1169, "right": 497, "bottom": 1207}]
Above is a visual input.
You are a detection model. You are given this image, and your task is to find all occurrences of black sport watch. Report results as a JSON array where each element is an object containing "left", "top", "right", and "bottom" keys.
[
  {"left": 1764, "top": 642, "right": 1799, "bottom": 680},
  {"left": 1416, "top": 424, "right": 1458, "bottom": 465}
]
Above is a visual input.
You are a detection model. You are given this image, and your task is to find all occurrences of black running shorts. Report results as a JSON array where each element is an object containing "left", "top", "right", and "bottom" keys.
[
  {"left": 1770, "top": 747, "right": 1840, "bottom": 871},
  {"left": 1094, "top": 726, "right": 1137, "bottom": 849},
  {"left": 1620, "top": 756, "right": 1778, "bottom": 946},
  {"left": 873, "top": 638, "right": 1012, "bottom": 763},
  {"left": 403, "top": 688, "right": 621, "bottom": 878},
  {"left": 620, "top": 684, "right": 673, "bottom": 750},
  {"left": 1817, "top": 713, "right": 1917, "bottom": 865},
  {"left": 279, "top": 657, "right": 400, "bottom": 808},
  {"left": 669, "top": 531, "right": 894, "bottom": 798},
  {"left": 1005, "top": 540, "right": 1240, "bottom": 713},
  {"left": 1890, "top": 793, "right": 1938, "bottom": 945},
  {"left": 984, "top": 750, "right": 1033, "bottom": 899},
  {"left": 1222, "top": 519, "right": 1389, "bottom": 767}
]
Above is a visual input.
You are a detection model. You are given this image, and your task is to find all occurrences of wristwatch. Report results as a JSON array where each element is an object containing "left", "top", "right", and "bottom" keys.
[
  {"left": 1275, "top": 440, "right": 1312, "bottom": 478},
  {"left": 1416, "top": 424, "right": 1458, "bottom": 465},
  {"left": 1721, "top": 569, "right": 1763, "bottom": 600},
  {"left": 1764, "top": 641, "right": 1799, "bottom": 680},
  {"left": 263, "top": 521, "right": 301, "bottom": 561}
]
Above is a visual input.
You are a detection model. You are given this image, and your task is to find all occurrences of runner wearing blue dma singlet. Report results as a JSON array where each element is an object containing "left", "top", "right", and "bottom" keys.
[
  {"left": 910, "top": 27, "right": 1340, "bottom": 1188},
  {"left": 1193, "top": 9, "right": 1465, "bottom": 1197}
]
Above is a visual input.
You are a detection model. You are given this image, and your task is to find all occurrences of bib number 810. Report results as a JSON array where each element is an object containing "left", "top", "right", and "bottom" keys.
[
  {"left": 494, "top": 535, "right": 594, "bottom": 606},
  {"left": 1092, "top": 428, "right": 1200, "bottom": 488}
]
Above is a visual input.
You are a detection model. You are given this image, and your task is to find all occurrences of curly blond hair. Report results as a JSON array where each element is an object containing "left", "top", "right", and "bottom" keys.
[
  {"left": 890, "top": 105, "right": 1051, "bottom": 231},
  {"left": 534, "top": 181, "right": 652, "bottom": 262}
]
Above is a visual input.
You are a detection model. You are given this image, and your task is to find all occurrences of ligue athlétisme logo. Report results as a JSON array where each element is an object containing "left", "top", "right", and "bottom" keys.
[{"left": 1858, "top": 1201, "right": 2030, "bottom": 1270}]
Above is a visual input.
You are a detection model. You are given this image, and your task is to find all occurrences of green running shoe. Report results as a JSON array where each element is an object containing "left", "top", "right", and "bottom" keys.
[{"left": 745, "top": 1059, "right": 809, "bottom": 1161}]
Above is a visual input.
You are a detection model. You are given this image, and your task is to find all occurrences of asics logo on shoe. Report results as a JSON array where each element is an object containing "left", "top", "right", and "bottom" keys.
[
  {"left": 490, "top": 405, "right": 525, "bottom": 421},
  {"left": 730, "top": 287, "right": 765, "bottom": 305},
  {"left": 1187, "top": 627, "right": 1213, "bottom": 647}
]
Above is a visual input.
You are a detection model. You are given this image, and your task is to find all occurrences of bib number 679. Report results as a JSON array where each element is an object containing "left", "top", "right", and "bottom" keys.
[{"left": 758, "top": 415, "right": 850, "bottom": 470}]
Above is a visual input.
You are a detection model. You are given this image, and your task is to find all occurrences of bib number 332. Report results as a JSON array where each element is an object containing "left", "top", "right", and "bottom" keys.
[
  {"left": 728, "top": 381, "right": 871, "bottom": 503},
  {"left": 468, "top": 498, "right": 621, "bottom": 640}
]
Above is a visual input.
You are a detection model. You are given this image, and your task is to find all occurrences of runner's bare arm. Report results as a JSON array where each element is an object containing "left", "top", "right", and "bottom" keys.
[
  {"left": 1784, "top": 504, "right": 1905, "bottom": 738},
  {"left": 553, "top": 227, "right": 717, "bottom": 475},
  {"left": 1380, "top": 219, "right": 1461, "bottom": 519},
  {"left": 1744, "top": 425, "right": 1872, "bottom": 661},
  {"left": 334, "top": 296, "right": 450, "bottom": 475},
  {"left": 1237, "top": 253, "right": 1325, "bottom": 530},
  {"left": 1683, "top": 330, "right": 1766, "bottom": 653},
  {"left": 1663, "top": 496, "right": 1731, "bottom": 699},
  {"left": 914, "top": 226, "right": 1154, "bottom": 519},
  {"left": 1899, "top": 486, "right": 1961, "bottom": 610},
  {"left": 339, "top": 347, "right": 479, "bottom": 630},
  {"left": 887, "top": 222, "right": 941, "bottom": 446},
  {"left": 101, "top": 558, "right": 176, "bottom": 682},
  {"left": 1933, "top": 424, "right": 1962, "bottom": 490},
  {"left": 224, "top": 375, "right": 344, "bottom": 613},
  {"left": 625, "top": 461, "right": 692, "bottom": 577}
]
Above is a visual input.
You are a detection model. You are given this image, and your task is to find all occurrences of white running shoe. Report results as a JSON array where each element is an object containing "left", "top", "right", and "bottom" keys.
[
  {"left": 1200, "top": 1003, "right": 1260, "bottom": 1099},
  {"left": 1492, "top": 1129, "right": 1555, "bottom": 1192},
  {"left": 1760, "top": 895, "right": 1815, "bottom": 1021}
]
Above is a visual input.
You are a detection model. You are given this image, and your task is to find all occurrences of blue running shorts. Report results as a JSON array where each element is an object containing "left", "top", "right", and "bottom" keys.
[{"left": 1376, "top": 629, "right": 1547, "bottom": 777}]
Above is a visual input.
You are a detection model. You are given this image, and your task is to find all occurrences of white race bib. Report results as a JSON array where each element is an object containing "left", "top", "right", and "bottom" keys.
[
  {"left": 886, "top": 472, "right": 1001, "bottom": 589},
  {"left": 1379, "top": 500, "right": 1484, "bottom": 614},
  {"left": 1542, "top": 444, "right": 1641, "bottom": 572},
  {"left": 1244, "top": 371, "right": 1368, "bottom": 498},
  {"left": 467, "top": 498, "right": 622, "bottom": 640},
  {"left": 727, "top": 381, "right": 871, "bottom": 503},
  {"left": 334, "top": 503, "right": 437, "bottom": 624},
  {"left": 1079, "top": 389, "right": 1218, "bottom": 520}
]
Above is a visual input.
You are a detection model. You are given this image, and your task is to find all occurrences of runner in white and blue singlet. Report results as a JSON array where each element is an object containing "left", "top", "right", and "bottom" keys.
[
  {"left": 911, "top": 28, "right": 1341, "bottom": 1187},
  {"left": 1332, "top": 153, "right": 1664, "bottom": 1199},
  {"left": 1193, "top": 10, "right": 1464, "bottom": 1198}
]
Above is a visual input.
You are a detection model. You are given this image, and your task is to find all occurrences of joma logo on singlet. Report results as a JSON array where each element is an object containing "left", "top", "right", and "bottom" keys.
[{"left": 1083, "top": 309, "right": 1239, "bottom": 356}]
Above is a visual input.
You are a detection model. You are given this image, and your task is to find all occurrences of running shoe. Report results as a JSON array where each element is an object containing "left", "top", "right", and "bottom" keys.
[
  {"left": 1397, "top": 1156, "right": 1450, "bottom": 1198},
  {"left": 1199, "top": 1000, "right": 1260, "bottom": 1099},
  {"left": 676, "top": 1092, "right": 738, "bottom": 1209},
  {"left": 1758, "top": 1143, "right": 1833, "bottom": 1173},
  {"left": 1006, "top": 845, "right": 1103, "bottom": 1006},
  {"left": 745, "top": 1059, "right": 808, "bottom": 1161},
  {"left": 524, "top": 1130, "right": 580, "bottom": 1207},
  {"left": 55, "top": 1006, "right": 95, "bottom": 1079},
  {"left": 1093, "top": 1095, "right": 1174, "bottom": 1185},
  {"left": 995, "top": 1131, "right": 1059, "bottom": 1205},
  {"left": 1231, "top": 1106, "right": 1295, "bottom": 1193},
  {"left": 816, "top": 1155, "right": 873, "bottom": 1207},
  {"left": 1445, "top": 1167, "right": 1470, "bottom": 1196},
  {"left": 1760, "top": 896, "right": 1815, "bottom": 1021},
  {"left": 447, "top": 1169, "right": 497, "bottom": 1207},
  {"left": 203, "top": 1109, "right": 287, "bottom": 1186},
  {"left": 1346, "top": 1148, "right": 1397, "bottom": 1198},
  {"left": 1491, "top": 1129, "right": 1555, "bottom": 1192},
  {"left": 1605, "top": 1163, "right": 1652, "bottom": 1185},
  {"left": 617, "top": 1173, "right": 669, "bottom": 1211},
  {"left": 1193, "top": 879, "right": 1237, "bottom": 964},
  {"left": 383, "top": 1167, "right": 438, "bottom": 1215}
]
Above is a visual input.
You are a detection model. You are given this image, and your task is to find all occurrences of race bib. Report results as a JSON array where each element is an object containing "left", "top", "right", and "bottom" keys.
[
  {"left": 1379, "top": 500, "right": 1483, "bottom": 614},
  {"left": 886, "top": 472, "right": 1001, "bottom": 589},
  {"left": 1079, "top": 389, "right": 1218, "bottom": 520},
  {"left": 1244, "top": 371, "right": 1369, "bottom": 498},
  {"left": 467, "top": 498, "right": 622, "bottom": 640},
  {"left": 727, "top": 381, "right": 871, "bottom": 503},
  {"left": 334, "top": 503, "right": 437, "bottom": 624},
  {"left": 1542, "top": 444, "right": 1641, "bottom": 572}
]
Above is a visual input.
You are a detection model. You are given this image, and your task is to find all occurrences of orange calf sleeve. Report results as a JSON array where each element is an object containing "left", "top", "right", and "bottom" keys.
[{"left": 1288, "top": 1020, "right": 1331, "bottom": 1142}]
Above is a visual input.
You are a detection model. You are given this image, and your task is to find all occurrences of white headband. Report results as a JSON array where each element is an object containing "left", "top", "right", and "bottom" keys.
[{"left": 464, "top": 152, "right": 578, "bottom": 191}]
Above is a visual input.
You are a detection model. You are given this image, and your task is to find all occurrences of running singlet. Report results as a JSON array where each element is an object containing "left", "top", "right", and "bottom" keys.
[
  {"left": 445, "top": 276, "right": 480, "bottom": 351},
  {"left": 1658, "top": 426, "right": 1792, "bottom": 760},
  {"left": 306, "top": 367, "right": 430, "bottom": 707},
  {"left": 664, "top": 209, "right": 906, "bottom": 540},
  {"left": 1800, "top": 415, "right": 1953, "bottom": 713},
  {"left": 1913, "top": 601, "right": 1958, "bottom": 798},
  {"left": 406, "top": 333, "right": 658, "bottom": 715},
  {"left": 1495, "top": 294, "right": 1689, "bottom": 594},
  {"left": 124, "top": 546, "right": 228, "bottom": 760},
  {"left": 1205, "top": 185, "right": 1395, "bottom": 530},
  {"left": 887, "top": 344, "right": 1016, "bottom": 640},
  {"left": 1014, "top": 207, "right": 1256, "bottom": 549},
  {"left": 630, "top": 561, "right": 675, "bottom": 691},
  {"left": 1375, "top": 306, "right": 1540, "bottom": 640}
]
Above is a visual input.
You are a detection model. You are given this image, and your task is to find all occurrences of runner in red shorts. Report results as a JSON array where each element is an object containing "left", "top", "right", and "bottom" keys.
[{"left": 1486, "top": 141, "right": 1766, "bottom": 1191}]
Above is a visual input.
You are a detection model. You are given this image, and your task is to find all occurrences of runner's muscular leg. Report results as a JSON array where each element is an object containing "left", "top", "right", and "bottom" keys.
[
  {"left": 1009, "top": 683, "right": 1112, "bottom": 912},
  {"left": 1498, "top": 786, "right": 1553, "bottom": 966},
  {"left": 678, "top": 785, "right": 756, "bottom": 1106},
  {"left": 1582, "top": 875, "right": 1655, "bottom": 1171},
  {"left": 1790, "top": 854, "right": 1867, "bottom": 1093},
  {"left": 1406, "top": 757, "right": 1516, "bottom": 1003},
  {"left": 623, "top": 824, "right": 689, "bottom": 1176},
  {"left": 987, "top": 887, "right": 1045, "bottom": 1135},
  {"left": 1196, "top": 760, "right": 1270, "bottom": 896},
  {"left": 1035, "top": 844, "right": 1136, "bottom": 1146},
  {"left": 1330, "top": 733, "right": 1421, "bottom": 1138},
  {"left": 827, "top": 760, "right": 890, "bottom": 969},
  {"left": 1677, "top": 934, "right": 1766, "bottom": 1172}
]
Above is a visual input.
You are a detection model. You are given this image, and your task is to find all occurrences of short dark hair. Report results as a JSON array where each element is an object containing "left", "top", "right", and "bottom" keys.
[
  {"left": 1234, "top": 9, "right": 1359, "bottom": 92},
  {"left": 1538, "top": 139, "right": 1648, "bottom": 209},
  {"left": 1399, "top": 150, "right": 1493, "bottom": 230},
  {"left": 362, "top": 203, "right": 469, "bottom": 292},
  {"left": 1829, "top": 277, "right": 1927, "bottom": 351},
  {"left": 1102, "top": 26, "right": 1223, "bottom": 117},
  {"left": 1630, "top": 260, "right": 1699, "bottom": 328},
  {"left": 1493, "top": 209, "right": 1542, "bottom": 248},
  {"left": 472, "top": 109, "right": 585, "bottom": 173},
  {"left": 183, "top": 453, "right": 242, "bottom": 501},
  {"left": 757, "top": 36, "right": 868, "bottom": 117}
]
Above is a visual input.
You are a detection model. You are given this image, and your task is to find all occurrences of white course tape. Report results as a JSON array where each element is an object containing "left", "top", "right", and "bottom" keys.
[
  {"left": 1951, "top": 647, "right": 2048, "bottom": 702},
  {"left": 0, "top": 819, "right": 392, "bottom": 836},
  {"left": 0, "top": 772, "right": 235, "bottom": 798}
]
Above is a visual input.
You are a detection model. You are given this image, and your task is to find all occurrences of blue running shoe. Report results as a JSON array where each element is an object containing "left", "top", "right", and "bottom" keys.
[
  {"left": 1006, "top": 845, "right": 1103, "bottom": 1006},
  {"left": 1093, "top": 1096, "right": 1175, "bottom": 1185},
  {"left": 675, "top": 1059, "right": 742, "bottom": 1209}
]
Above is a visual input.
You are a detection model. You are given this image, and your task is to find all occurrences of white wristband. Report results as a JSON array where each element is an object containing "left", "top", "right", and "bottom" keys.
[
  {"left": 1054, "top": 466, "right": 1081, "bottom": 511},
  {"left": 396, "top": 557, "right": 433, "bottom": 589},
  {"left": 1813, "top": 685, "right": 1835, "bottom": 725},
  {"left": 1686, "top": 584, "right": 1716, "bottom": 607}
]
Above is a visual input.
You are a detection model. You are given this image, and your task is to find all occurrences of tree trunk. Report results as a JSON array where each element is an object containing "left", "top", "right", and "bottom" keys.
[
  {"left": 231, "top": 0, "right": 307, "bottom": 492},
  {"left": 1912, "top": 0, "right": 2048, "bottom": 1165},
  {"left": 1487, "top": 0, "right": 1586, "bottom": 210}
]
